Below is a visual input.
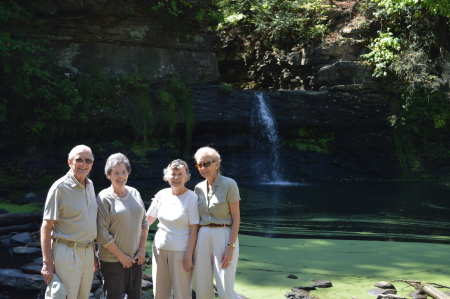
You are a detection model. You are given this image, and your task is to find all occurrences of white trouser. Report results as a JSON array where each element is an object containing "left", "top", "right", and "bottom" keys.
[
  {"left": 52, "top": 241, "right": 94, "bottom": 299},
  {"left": 193, "top": 226, "right": 239, "bottom": 299},
  {"left": 152, "top": 244, "right": 193, "bottom": 299}
]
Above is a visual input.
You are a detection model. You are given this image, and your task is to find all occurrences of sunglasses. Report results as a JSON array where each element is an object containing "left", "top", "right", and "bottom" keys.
[
  {"left": 195, "top": 161, "right": 215, "bottom": 169},
  {"left": 74, "top": 158, "right": 94, "bottom": 164}
]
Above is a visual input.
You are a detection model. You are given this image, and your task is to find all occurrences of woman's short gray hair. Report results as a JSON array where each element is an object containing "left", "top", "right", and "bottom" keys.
[
  {"left": 163, "top": 159, "right": 191, "bottom": 182},
  {"left": 105, "top": 153, "right": 131, "bottom": 177}
]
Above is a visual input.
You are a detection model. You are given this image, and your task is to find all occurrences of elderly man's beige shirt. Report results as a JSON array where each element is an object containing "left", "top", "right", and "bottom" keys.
[
  {"left": 195, "top": 173, "right": 240, "bottom": 226},
  {"left": 43, "top": 170, "right": 97, "bottom": 243}
]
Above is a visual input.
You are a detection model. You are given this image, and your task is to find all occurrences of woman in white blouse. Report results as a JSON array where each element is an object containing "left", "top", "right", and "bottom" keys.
[{"left": 146, "top": 159, "right": 199, "bottom": 299}]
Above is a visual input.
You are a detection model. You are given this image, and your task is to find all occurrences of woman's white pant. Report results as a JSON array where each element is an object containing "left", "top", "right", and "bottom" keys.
[{"left": 193, "top": 226, "right": 239, "bottom": 299}]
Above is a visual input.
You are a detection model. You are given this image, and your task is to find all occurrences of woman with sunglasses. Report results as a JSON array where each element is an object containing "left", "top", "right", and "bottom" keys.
[
  {"left": 96, "top": 153, "right": 149, "bottom": 299},
  {"left": 146, "top": 159, "right": 200, "bottom": 299},
  {"left": 192, "top": 146, "right": 241, "bottom": 299}
]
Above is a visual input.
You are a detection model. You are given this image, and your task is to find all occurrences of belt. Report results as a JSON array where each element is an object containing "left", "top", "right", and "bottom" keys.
[
  {"left": 53, "top": 238, "right": 93, "bottom": 248},
  {"left": 201, "top": 224, "right": 232, "bottom": 228}
]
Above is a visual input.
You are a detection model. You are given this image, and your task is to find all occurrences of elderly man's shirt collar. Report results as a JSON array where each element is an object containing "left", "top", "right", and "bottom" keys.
[{"left": 67, "top": 170, "right": 91, "bottom": 187}]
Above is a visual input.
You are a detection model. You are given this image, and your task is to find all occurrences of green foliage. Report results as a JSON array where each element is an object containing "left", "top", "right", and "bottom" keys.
[
  {"left": 361, "top": 31, "right": 401, "bottom": 77},
  {"left": 218, "top": 83, "right": 233, "bottom": 94},
  {"left": 156, "top": 77, "right": 195, "bottom": 150},
  {"left": 0, "top": 0, "right": 82, "bottom": 146},
  {"left": 284, "top": 127, "right": 335, "bottom": 154},
  {"left": 390, "top": 89, "right": 450, "bottom": 176},
  {"left": 364, "top": 0, "right": 449, "bottom": 90},
  {"left": 214, "top": 0, "right": 329, "bottom": 58},
  {"left": 373, "top": 0, "right": 450, "bottom": 17}
]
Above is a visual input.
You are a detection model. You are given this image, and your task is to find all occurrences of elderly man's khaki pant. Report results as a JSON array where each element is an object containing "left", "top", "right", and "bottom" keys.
[
  {"left": 52, "top": 241, "right": 95, "bottom": 299},
  {"left": 193, "top": 226, "right": 239, "bottom": 299}
]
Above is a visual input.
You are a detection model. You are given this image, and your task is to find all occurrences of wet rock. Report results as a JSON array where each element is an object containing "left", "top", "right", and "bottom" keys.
[
  {"left": 11, "top": 246, "right": 41, "bottom": 256},
  {"left": 142, "top": 272, "right": 152, "bottom": 282},
  {"left": 408, "top": 290, "right": 427, "bottom": 299},
  {"left": 22, "top": 262, "right": 42, "bottom": 274},
  {"left": 142, "top": 279, "right": 153, "bottom": 290},
  {"left": 11, "top": 232, "right": 34, "bottom": 245},
  {"left": 312, "top": 279, "right": 332, "bottom": 288},
  {"left": 91, "top": 277, "right": 102, "bottom": 291},
  {"left": 285, "top": 291, "right": 317, "bottom": 299},
  {"left": 292, "top": 288, "right": 311, "bottom": 296},
  {"left": 25, "top": 241, "right": 41, "bottom": 248},
  {"left": 368, "top": 288, "right": 397, "bottom": 296},
  {"left": 375, "top": 281, "right": 396, "bottom": 289},
  {"left": 377, "top": 295, "right": 406, "bottom": 299},
  {"left": 293, "top": 286, "right": 316, "bottom": 291},
  {"left": 287, "top": 274, "right": 298, "bottom": 279},
  {"left": 0, "top": 268, "right": 44, "bottom": 290},
  {"left": 92, "top": 287, "right": 105, "bottom": 299}
]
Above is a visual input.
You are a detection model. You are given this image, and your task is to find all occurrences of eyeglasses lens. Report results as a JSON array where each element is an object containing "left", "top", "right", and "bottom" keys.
[
  {"left": 75, "top": 158, "right": 93, "bottom": 164},
  {"left": 196, "top": 161, "right": 212, "bottom": 168}
]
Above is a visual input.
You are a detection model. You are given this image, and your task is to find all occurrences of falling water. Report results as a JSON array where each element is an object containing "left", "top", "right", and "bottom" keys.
[{"left": 251, "top": 92, "right": 293, "bottom": 185}]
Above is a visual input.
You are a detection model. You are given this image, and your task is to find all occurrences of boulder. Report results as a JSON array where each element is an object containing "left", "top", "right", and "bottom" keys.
[
  {"left": 142, "top": 279, "right": 153, "bottom": 290},
  {"left": 0, "top": 268, "right": 44, "bottom": 291},
  {"left": 11, "top": 232, "right": 34, "bottom": 245},
  {"left": 375, "top": 281, "right": 396, "bottom": 289},
  {"left": 312, "top": 279, "right": 332, "bottom": 288},
  {"left": 368, "top": 288, "right": 397, "bottom": 296},
  {"left": 11, "top": 246, "right": 41, "bottom": 257},
  {"left": 22, "top": 263, "right": 42, "bottom": 274}
]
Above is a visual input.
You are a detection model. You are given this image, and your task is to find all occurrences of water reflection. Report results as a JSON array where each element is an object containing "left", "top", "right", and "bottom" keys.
[
  {"left": 140, "top": 180, "right": 450, "bottom": 244},
  {"left": 238, "top": 181, "right": 450, "bottom": 243}
]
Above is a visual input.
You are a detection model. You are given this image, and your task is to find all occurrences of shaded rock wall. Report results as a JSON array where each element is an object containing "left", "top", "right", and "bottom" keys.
[
  {"left": 187, "top": 86, "right": 400, "bottom": 183},
  {"left": 26, "top": 0, "right": 220, "bottom": 83}
]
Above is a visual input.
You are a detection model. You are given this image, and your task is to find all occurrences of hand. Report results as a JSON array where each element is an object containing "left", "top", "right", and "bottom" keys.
[
  {"left": 183, "top": 254, "right": 194, "bottom": 272},
  {"left": 94, "top": 258, "right": 99, "bottom": 272},
  {"left": 41, "top": 261, "right": 54, "bottom": 284},
  {"left": 133, "top": 249, "right": 146, "bottom": 265},
  {"left": 221, "top": 246, "right": 234, "bottom": 269},
  {"left": 118, "top": 253, "right": 135, "bottom": 268}
]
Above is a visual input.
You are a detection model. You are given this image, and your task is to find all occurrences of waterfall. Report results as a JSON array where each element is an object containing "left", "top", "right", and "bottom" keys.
[{"left": 251, "top": 92, "right": 293, "bottom": 185}]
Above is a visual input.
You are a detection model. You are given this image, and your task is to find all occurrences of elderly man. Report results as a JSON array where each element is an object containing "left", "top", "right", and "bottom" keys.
[{"left": 41, "top": 144, "right": 98, "bottom": 299}]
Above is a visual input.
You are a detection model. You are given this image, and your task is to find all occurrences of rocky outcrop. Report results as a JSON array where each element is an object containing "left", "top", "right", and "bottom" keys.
[
  {"left": 218, "top": 1, "right": 385, "bottom": 92},
  {"left": 186, "top": 86, "right": 400, "bottom": 182},
  {"left": 24, "top": 0, "right": 220, "bottom": 84}
]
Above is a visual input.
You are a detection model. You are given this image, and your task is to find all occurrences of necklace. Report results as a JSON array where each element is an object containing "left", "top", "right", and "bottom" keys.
[{"left": 113, "top": 188, "right": 127, "bottom": 198}]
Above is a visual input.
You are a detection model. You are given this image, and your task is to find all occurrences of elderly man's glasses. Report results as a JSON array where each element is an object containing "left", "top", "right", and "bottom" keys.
[
  {"left": 195, "top": 161, "right": 215, "bottom": 169},
  {"left": 74, "top": 158, "right": 94, "bottom": 164}
]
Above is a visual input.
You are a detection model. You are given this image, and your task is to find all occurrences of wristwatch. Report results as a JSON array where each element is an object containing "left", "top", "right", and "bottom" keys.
[{"left": 228, "top": 242, "right": 236, "bottom": 248}]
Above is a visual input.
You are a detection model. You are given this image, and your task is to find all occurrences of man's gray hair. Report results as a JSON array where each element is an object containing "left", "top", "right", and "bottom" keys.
[
  {"left": 68, "top": 145, "right": 94, "bottom": 160},
  {"left": 163, "top": 159, "right": 191, "bottom": 182},
  {"left": 105, "top": 153, "right": 131, "bottom": 177}
]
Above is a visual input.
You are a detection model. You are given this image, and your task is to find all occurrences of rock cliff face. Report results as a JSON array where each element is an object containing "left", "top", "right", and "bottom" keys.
[
  {"left": 187, "top": 86, "right": 400, "bottom": 183},
  {"left": 26, "top": 0, "right": 220, "bottom": 84},
  {"left": 20, "top": 0, "right": 404, "bottom": 183}
]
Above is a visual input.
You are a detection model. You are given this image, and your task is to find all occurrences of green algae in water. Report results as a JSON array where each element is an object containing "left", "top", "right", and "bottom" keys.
[
  {"left": 0, "top": 202, "right": 44, "bottom": 213},
  {"left": 144, "top": 234, "right": 450, "bottom": 299}
]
